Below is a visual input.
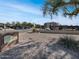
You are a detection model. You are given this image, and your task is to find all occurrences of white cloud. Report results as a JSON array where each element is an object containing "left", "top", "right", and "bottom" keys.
[
  {"left": 0, "top": 1, "right": 79, "bottom": 25},
  {"left": 0, "top": 2, "right": 43, "bottom": 16}
]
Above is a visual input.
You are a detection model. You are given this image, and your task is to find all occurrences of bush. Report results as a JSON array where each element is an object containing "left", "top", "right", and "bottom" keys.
[
  {"left": 58, "top": 36, "right": 79, "bottom": 51},
  {"left": 32, "top": 28, "right": 36, "bottom": 32}
]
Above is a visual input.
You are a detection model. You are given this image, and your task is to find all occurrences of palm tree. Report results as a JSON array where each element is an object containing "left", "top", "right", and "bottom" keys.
[{"left": 43, "top": 0, "right": 79, "bottom": 18}]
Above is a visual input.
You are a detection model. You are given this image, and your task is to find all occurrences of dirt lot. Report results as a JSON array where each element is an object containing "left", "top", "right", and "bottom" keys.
[
  {"left": 19, "top": 32, "right": 79, "bottom": 43},
  {"left": 0, "top": 32, "right": 79, "bottom": 59}
]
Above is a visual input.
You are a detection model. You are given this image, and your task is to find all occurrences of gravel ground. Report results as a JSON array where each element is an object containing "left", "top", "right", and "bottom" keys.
[
  {"left": 0, "top": 32, "right": 79, "bottom": 59},
  {"left": 19, "top": 32, "right": 79, "bottom": 43}
]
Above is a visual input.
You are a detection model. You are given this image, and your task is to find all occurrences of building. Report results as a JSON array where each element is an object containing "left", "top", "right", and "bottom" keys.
[
  {"left": 44, "top": 22, "right": 79, "bottom": 30},
  {"left": 44, "top": 22, "right": 60, "bottom": 30}
]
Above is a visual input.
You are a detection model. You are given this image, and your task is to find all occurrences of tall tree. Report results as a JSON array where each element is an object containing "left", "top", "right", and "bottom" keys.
[
  {"left": 43, "top": 0, "right": 79, "bottom": 18},
  {"left": 35, "top": 24, "right": 41, "bottom": 28},
  {"left": 16, "top": 22, "right": 21, "bottom": 26},
  {"left": 5, "top": 22, "right": 11, "bottom": 27},
  {"left": 21, "top": 22, "right": 27, "bottom": 27},
  {"left": 12, "top": 22, "right": 16, "bottom": 26},
  {"left": 27, "top": 23, "right": 33, "bottom": 27}
]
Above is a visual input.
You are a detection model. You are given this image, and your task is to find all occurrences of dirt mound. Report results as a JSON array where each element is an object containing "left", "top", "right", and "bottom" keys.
[{"left": 0, "top": 39, "right": 79, "bottom": 59}]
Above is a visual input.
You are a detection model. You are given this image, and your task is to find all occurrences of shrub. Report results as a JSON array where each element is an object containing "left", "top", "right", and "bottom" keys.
[
  {"left": 32, "top": 28, "right": 36, "bottom": 32},
  {"left": 58, "top": 36, "right": 79, "bottom": 51}
]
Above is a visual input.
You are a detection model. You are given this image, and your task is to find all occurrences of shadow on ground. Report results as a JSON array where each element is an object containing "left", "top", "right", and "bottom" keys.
[{"left": 0, "top": 38, "right": 79, "bottom": 59}]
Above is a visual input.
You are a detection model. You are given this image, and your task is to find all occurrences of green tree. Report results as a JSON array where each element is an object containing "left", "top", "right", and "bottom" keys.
[
  {"left": 16, "top": 22, "right": 21, "bottom": 26},
  {"left": 35, "top": 24, "right": 41, "bottom": 28},
  {"left": 5, "top": 22, "right": 11, "bottom": 27},
  {"left": 27, "top": 23, "right": 33, "bottom": 27},
  {"left": 12, "top": 22, "right": 16, "bottom": 26},
  {"left": 43, "top": 0, "right": 79, "bottom": 18},
  {"left": 21, "top": 22, "right": 27, "bottom": 27}
]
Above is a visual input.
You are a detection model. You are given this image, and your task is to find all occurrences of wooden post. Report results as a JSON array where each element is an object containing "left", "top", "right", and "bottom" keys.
[
  {"left": 15, "top": 32, "right": 19, "bottom": 44},
  {"left": 0, "top": 34, "right": 4, "bottom": 52},
  {"left": 0, "top": 37, "right": 1, "bottom": 52}
]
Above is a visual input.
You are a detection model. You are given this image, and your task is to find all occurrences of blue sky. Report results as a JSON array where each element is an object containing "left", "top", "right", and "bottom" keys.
[{"left": 0, "top": 0, "right": 79, "bottom": 25}]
